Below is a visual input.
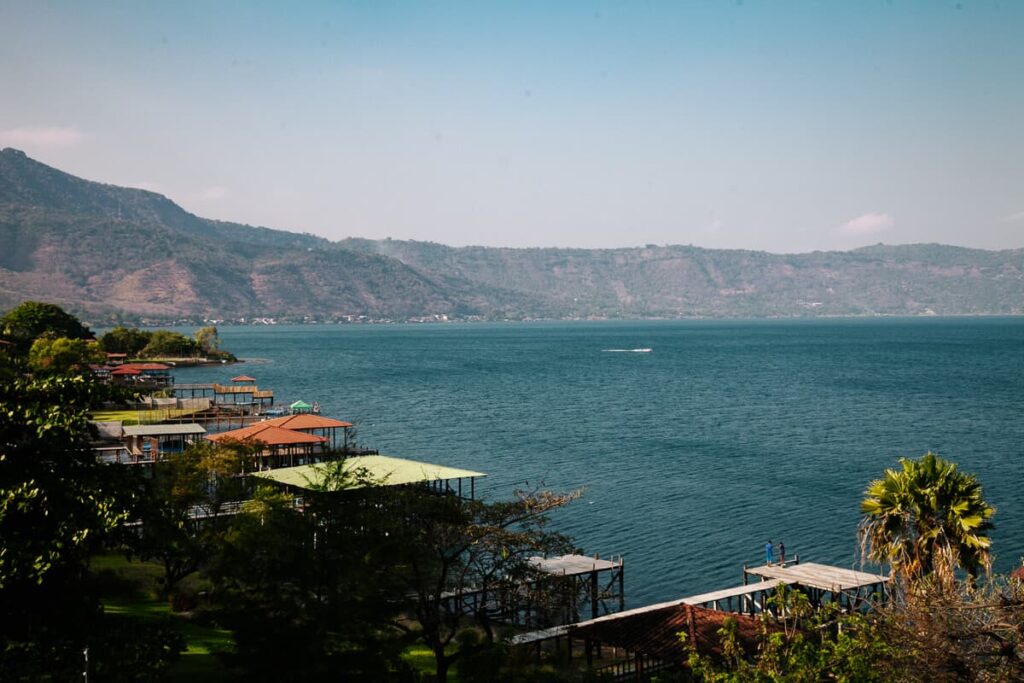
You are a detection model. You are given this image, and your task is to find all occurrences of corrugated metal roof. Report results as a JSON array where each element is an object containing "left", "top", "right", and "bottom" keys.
[
  {"left": 124, "top": 423, "right": 207, "bottom": 437},
  {"left": 250, "top": 455, "right": 485, "bottom": 490}
]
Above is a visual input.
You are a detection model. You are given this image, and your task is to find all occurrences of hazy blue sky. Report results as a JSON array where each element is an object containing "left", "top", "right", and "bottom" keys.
[{"left": 1, "top": 1, "right": 1022, "bottom": 252}]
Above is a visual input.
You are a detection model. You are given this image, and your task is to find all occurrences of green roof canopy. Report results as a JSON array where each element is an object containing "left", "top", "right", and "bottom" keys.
[
  {"left": 290, "top": 400, "right": 312, "bottom": 409},
  {"left": 250, "top": 455, "right": 486, "bottom": 491},
  {"left": 123, "top": 423, "right": 207, "bottom": 437}
]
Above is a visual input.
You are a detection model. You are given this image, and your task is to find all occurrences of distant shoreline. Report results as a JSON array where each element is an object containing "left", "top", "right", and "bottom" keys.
[{"left": 108, "top": 312, "right": 1024, "bottom": 331}]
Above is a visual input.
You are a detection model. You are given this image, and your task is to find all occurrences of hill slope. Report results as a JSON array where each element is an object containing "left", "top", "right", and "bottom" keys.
[
  {"left": 1, "top": 148, "right": 1022, "bottom": 322},
  {"left": 0, "top": 149, "right": 543, "bottom": 320}
]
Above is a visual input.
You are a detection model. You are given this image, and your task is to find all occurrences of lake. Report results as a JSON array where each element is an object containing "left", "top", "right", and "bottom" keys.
[{"left": 172, "top": 318, "right": 1024, "bottom": 606}]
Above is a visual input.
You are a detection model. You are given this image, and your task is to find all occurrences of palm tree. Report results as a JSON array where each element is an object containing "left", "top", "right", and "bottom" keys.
[{"left": 859, "top": 452, "right": 995, "bottom": 589}]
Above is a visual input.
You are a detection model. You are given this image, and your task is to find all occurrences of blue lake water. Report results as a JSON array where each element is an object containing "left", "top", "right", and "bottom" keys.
[{"left": 173, "top": 318, "right": 1024, "bottom": 606}]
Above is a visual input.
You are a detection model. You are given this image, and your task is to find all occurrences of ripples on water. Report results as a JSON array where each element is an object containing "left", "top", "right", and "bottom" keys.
[{"left": 174, "top": 318, "right": 1024, "bottom": 605}]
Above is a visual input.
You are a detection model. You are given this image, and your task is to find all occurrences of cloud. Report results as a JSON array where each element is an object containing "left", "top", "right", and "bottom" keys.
[
  {"left": 836, "top": 212, "right": 894, "bottom": 236},
  {"left": 196, "top": 186, "right": 228, "bottom": 201},
  {"left": 0, "top": 126, "right": 87, "bottom": 149},
  {"left": 999, "top": 210, "right": 1024, "bottom": 223},
  {"left": 703, "top": 219, "right": 724, "bottom": 234}
]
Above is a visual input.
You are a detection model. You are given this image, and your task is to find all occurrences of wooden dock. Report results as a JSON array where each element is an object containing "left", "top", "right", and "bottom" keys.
[
  {"left": 744, "top": 561, "right": 888, "bottom": 610},
  {"left": 511, "top": 559, "right": 890, "bottom": 648},
  {"left": 441, "top": 553, "right": 625, "bottom": 628}
]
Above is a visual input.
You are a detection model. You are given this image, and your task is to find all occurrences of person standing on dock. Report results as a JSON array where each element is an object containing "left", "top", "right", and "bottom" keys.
[
  {"left": 779, "top": 541, "right": 786, "bottom": 566},
  {"left": 765, "top": 539, "right": 774, "bottom": 566}
]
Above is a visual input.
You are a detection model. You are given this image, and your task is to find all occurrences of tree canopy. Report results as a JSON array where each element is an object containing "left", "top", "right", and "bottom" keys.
[
  {"left": 1, "top": 300, "right": 94, "bottom": 354},
  {"left": 28, "top": 334, "right": 103, "bottom": 373},
  {"left": 860, "top": 452, "right": 995, "bottom": 590}
]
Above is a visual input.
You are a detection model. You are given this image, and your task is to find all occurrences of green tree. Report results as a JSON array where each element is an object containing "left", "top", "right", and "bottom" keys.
[
  {"left": 206, "top": 480, "right": 412, "bottom": 681},
  {"left": 27, "top": 334, "right": 103, "bottom": 373},
  {"left": 194, "top": 325, "right": 221, "bottom": 354},
  {"left": 140, "top": 330, "right": 200, "bottom": 358},
  {"left": 99, "top": 326, "right": 152, "bottom": 356},
  {"left": 1, "top": 300, "right": 94, "bottom": 354},
  {"left": 392, "top": 486, "right": 581, "bottom": 682},
  {"left": 129, "top": 441, "right": 253, "bottom": 599},
  {"left": 860, "top": 452, "right": 995, "bottom": 590},
  {"left": 682, "top": 587, "right": 904, "bottom": 682},
  {"left": 0, "top": 373, "right": 132, "bottom": 670}
]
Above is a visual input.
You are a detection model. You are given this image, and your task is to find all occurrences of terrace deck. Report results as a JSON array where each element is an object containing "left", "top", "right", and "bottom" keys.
[{"left": 744, "top": 561, "right": 888, "bottom": 592}]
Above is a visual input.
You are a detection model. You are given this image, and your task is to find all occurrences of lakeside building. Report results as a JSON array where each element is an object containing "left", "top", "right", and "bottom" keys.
[
  {"left": 206, "top": 422, "right": 329, "bottom": 468},
  {"left": 250, "top": 455, "right": 486, "bottom": 498},
  {"left": 85, "top": 362, "right": 897, "bottom": 681}
]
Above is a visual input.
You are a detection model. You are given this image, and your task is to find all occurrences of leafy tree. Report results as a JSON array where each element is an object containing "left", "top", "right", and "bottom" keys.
[
  {"left": 0, "top": 373, "right": 132, "bottom": 670},
  {"left": 860, "top": 452, "right": 995, "bottom": 590},
  {"left": 128, "top": 441, "right": 253, "bottom": 599},
  {"left": 682, "top": 586, "right": 904, "bottom": 682},
  {"left": 1, "top": 300, "right": 94, "bottom": 354},
  {"left": 194, "top": 325, "right": 221, "bottom": 354},
  {"left": 205, "top": 480, "right": 412, "bottom": 681},
  {"left": 99, "top": 326, "right": 152, "bottom": 356},
  {"left": 391, "top": 486, "right": 581, "bottom": 682},
  {"left": 140, "top": 330, "right": 200, "bottom": 358},
  {"left": 27, "top": 334, "right": 103, "bottom": 373}
]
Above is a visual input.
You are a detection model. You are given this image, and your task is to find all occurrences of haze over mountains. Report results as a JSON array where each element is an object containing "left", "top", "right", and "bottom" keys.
[{"left": 1, "top": 147, "right": 1021, "bottom": 324}]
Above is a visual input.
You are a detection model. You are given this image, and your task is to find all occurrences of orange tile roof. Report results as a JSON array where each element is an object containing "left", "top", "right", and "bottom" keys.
[
  {"left": 231, "top": 375, "right": 257, "bottom": 382},
  {"left": 261, "top": 414, "right": 354, "bottom": 430},
  {"left": 207, "top": 423, "right": 328, "bottom": 447},
  {"left": 110, "top": 366, "right": 142, "bottom": 375},
  {"left": 122, "top": 362, "right": 172, "bottom": 371}
]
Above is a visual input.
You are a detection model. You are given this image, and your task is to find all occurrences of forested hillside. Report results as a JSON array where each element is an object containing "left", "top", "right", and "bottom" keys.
[{"left": 2, "top": 148, "right": 1022, "bottom": 323}]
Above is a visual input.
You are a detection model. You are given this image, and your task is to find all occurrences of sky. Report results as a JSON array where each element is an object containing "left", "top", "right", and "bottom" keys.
[{"left": 1, "top": 1, "right": 1022, "bottom": 253}]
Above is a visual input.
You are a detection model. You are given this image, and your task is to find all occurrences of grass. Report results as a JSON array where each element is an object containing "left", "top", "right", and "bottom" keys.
[
  {"left": 90, "top": 408, "right": 199, "bottom": 425},
  {"left": 90, "top": 553, "right": 234, "bottom": 682},
  {"left": 402, "top": 643, "right": 440, "bottom": 677}
]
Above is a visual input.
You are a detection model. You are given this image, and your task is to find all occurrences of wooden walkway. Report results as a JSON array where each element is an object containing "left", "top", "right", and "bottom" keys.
[
  {"left": 511, "top": 580, "right": 791, "bottom": 646},
  {"left": 511, "top": 560, "right": 889, "bottom": 648},
  {"left": 745, "top": 562, "right": 888, "bottom": 592},
  {"left": 530, "top": 555, "right": 624, "bottom": 576}
]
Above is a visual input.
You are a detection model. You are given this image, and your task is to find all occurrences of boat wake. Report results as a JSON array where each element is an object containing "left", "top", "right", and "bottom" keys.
[{"left": 601, "top": 348, "right": 652, "bottom": 353}]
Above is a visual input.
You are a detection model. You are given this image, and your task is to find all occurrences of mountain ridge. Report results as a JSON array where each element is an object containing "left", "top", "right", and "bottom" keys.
[{"left": 1, "top": 148, "right": 1022, "bottom": 323}]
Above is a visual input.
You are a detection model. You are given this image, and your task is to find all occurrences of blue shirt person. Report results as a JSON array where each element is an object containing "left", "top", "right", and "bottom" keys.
[{"left": 765, "top": 539, "right": 773, "bottom": 565}]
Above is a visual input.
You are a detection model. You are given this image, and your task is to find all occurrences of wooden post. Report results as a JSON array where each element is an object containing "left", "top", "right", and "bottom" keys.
[
  {"left": 591, "top": 570, "right": 599, "bottom": 620},
  {"left": 742, "top": 565, "right": 748, "bottom": 585},
  {"left": 619, "top": 560, "right": 625, "bottom": 612}
]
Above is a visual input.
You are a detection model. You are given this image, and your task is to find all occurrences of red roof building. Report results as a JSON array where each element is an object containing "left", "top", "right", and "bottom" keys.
[
  {"left": 260, "top": 414, "right": 354, "bottom": 450},
  {"left": 207, "top": 423, "right": 328, "bottom": 468}
]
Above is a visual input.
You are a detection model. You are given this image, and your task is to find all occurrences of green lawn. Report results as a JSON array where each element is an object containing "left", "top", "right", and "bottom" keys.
[
  {"left": 90, "top": 408, "right": 199, "bottom": 425},
  {"left": 90, "top": 553, "right": 234, "bottom": 682}
]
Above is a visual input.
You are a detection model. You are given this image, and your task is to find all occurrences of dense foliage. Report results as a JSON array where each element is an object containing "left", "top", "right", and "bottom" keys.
[
  {"left": 28, "top": 333, "right": 104, "bottom": 373},
  {"left": 99, "top": 324, "right": 237, "bottom": 360},
  {"left": 0, "top": 300, "right": 94, "bottom": 353},
  {"left": 0, "top": 359, "right": 183, "bottom": 675}
]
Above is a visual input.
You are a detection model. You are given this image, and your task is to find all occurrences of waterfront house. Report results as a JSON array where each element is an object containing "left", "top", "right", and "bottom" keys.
[
  {"left": 207, "top": 422, "right": 329, "bottom": 468},
  {"left": 259, "top": 414, "right": 354, "bottom": 450}
]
